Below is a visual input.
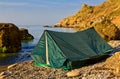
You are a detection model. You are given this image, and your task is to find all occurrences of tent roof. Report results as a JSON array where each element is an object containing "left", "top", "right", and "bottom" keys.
[
  {"left": 31, "top": 27, "right": 113, "bottom": 69},
  {"left": 44, "top": 27, "right": 112, "bottom": 60}
]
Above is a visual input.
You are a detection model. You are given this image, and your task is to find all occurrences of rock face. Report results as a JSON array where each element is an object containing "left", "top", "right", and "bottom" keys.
[
  {"left": 19, "top": 28, "right": 34, "bottom": 41},
  {"left": 55, "top": 0, "right": 120, "bottom": 41},
  {"left": 0, "top": 23, "right": 21, "bottom": 53}
]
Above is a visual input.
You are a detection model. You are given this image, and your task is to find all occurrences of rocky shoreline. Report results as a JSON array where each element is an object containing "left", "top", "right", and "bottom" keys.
[
  {"left": 0, "top": 40, "right": 120, "bottom": 79},
  {"left": 0, "top": 23, "right": 34, "bottom": 53}
]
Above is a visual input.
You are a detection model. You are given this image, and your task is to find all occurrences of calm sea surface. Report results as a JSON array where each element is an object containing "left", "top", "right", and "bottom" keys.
[{"left": 0, "top": 25, "right": 74, "bottom": 66}]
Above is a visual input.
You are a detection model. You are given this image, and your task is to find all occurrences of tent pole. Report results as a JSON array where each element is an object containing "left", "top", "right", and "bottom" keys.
[{"left": 45, "top": 32, "right": 50, "bottom": 65}]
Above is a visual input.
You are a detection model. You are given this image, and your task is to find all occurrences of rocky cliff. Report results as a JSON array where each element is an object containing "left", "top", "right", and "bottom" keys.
[{"left": 55, "top": 0, "right": 120, "bottom": 41}]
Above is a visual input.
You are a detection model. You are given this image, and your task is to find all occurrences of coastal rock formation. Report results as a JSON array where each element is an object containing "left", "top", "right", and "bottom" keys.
[
  {"left": 19, "top": 28, "right": 34, "bottom": 41},
  {"left": 0, "top": 23, "right": 21, "bottom": 53},
  {"left": 55, "top": 0, "right": 120, "bottom": 41}
]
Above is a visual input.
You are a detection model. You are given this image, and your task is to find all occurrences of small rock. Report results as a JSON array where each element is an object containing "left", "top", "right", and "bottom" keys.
[
  {"left": 7, "top": 64, "right": 16, "bottom": 69},
  {"left": 0, "top": 75, "right": 6, "bottom": 79},
  {"left": 82, "top": 77, "right": 86, "bottom": 79},
  {"left": 83, "top": 73, "right": 87, "bottom": 77},
  {"left": 0, "top": 72, "right": 5, "bottom": 76},
  {"left": 66, "top": 69, "right": 79, "bottom": 77},
  {"left": 0, "top": 72, "right": 6, "bottom": 79}
]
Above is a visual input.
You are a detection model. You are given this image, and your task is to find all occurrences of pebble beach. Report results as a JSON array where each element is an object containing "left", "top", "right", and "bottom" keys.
[{"left": 0, "top": 40, "right": 120, "bottom": 79}]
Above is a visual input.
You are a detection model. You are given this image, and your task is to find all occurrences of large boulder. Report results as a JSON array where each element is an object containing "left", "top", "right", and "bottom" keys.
[
  {"left": 19, "top": 28, "right": 34, "bottom": 41},
  {"left": 0, "top": 23, "right": 21, "bottom": 53}
]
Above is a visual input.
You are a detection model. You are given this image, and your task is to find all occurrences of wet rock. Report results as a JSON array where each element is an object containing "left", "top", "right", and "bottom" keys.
[
  {"left": 19, "top": 28, "right": 34, "bottom": 41},
  {"left": 43, "top": 25, "right": 52, "bottom": 28},
  {"left": 0, "top": 23, "right": 21, "bottom": 53}
]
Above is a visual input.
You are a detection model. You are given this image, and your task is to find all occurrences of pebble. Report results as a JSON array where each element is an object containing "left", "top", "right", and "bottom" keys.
[
  {"left": 66, "top": 69, "right": 80, "bottom": 77},
  {"left": 7, "top": 64, "right": 16, "bottom": 69},
  {"left": 82, "top": 77, "right": 86, "bottom": 79},
  {"left": 0, "top": 75, "right": 6, "bottom": 79},
  {"left": 0, "top": 72, "right": 4, "bottom": 76}
]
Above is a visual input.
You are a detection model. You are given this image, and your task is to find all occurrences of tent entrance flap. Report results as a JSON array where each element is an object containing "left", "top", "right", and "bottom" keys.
[{"left": 45, "top": 32, "right": 50, "bottom": 65}]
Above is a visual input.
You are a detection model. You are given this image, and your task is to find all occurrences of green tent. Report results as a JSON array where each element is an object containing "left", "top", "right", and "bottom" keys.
[{"left": 31, "top": 27, "right": 113, "bottom": 70}]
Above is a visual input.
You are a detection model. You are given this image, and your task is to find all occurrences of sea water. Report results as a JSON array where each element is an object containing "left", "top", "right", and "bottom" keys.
[{"left": 0, "top": 25, "right": 74, "bottom": 66}]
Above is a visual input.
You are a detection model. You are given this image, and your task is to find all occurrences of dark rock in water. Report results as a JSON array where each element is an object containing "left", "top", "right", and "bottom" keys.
[
  {"left": 0, "top": 23, "right": 21, "bottom": 53},
  {"left": 43, "top": 25, "right": 52, "bottom": 28},
  {"left": 43, "top": 25, "right": 50, "bottom": 27},
  {"left": 19, "top": 28, "right": 34, "bottom": 41}
]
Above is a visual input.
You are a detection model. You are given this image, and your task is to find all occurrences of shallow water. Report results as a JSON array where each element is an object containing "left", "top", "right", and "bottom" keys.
[{"left": 0, "top": 25, "right": 74, "bottom": 66}]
